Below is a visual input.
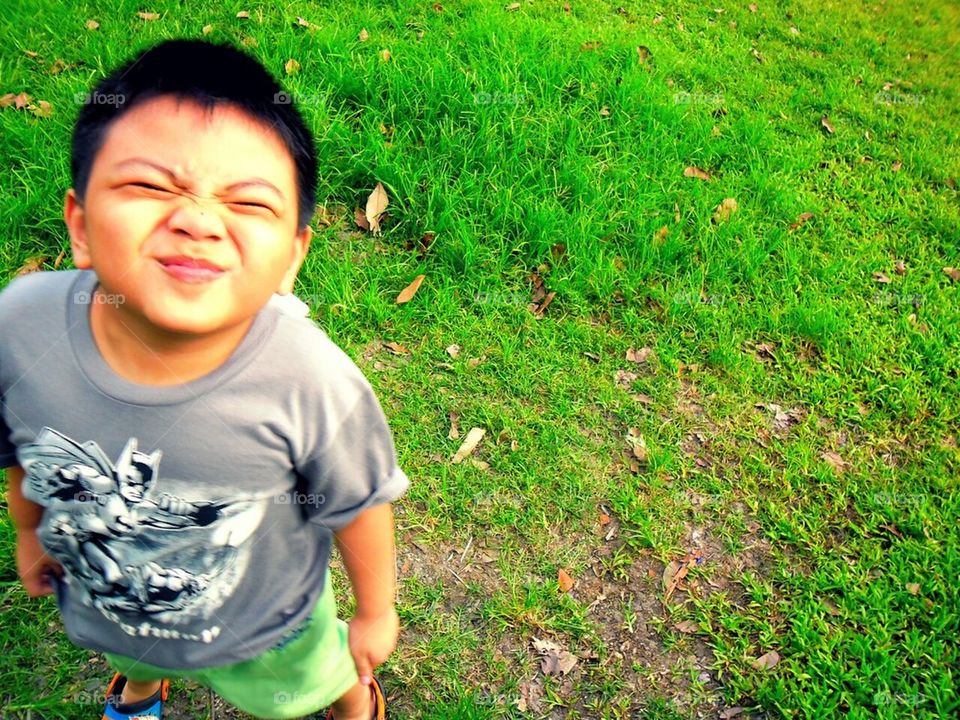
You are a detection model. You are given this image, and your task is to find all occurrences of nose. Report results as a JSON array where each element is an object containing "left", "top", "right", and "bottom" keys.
[{"left": 167, "top": 196, "right": 227, "bottom": 240}]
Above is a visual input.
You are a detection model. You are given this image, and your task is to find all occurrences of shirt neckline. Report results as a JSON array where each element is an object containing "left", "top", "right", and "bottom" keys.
[{"left": 67, "top": 269, "right": 278, "bottom": 406}]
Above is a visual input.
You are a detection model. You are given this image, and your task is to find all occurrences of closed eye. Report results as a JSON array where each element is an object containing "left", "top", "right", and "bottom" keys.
[{"left": 130, "top": 182, "right": 170, "bottom": 192}]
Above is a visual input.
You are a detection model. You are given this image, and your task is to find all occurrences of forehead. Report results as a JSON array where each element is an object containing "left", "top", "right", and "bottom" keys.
[{"left": 92, "top": 95, "right": 296, "bottom": 191}]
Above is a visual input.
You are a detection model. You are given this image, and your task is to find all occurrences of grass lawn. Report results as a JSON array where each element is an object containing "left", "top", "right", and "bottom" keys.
[{"left": 1, "top": 0, "right": 958, "bottom": 718}]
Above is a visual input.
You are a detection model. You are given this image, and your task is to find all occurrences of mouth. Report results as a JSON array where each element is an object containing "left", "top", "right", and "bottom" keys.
[{"left": 157, "top": 256, "right": 226, "bottom": 283}]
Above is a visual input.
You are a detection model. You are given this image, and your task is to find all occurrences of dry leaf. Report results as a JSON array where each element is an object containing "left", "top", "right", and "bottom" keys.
[
  {"left": 873, "top": 272, "right": 891, "bottom": 284},
  {"left": 599, "top": 105, "right": 610, "bottom": 116},
  {"left": 636, "top": 46, "right": 651, "bottom": 63},
  {"left": 712, "top": 197, "right": 738, "bottom": 224},
  {"left": 446, "top": 344, "right": 460, "bottom": 358},
  {"left": 240, "top": 35, "right": 257, "bottom": 47},
  {"left": 654, "top": 225, "right": 669, "bottom": 244},
  {"left": 16, "top": 256, "right": 47, "bottom": 276},
  {"left": 505, "top": 2, "right": 521, "bottom": 10},
  {"left": 380, "top": 49, "right": 391, "bottom": 62},
  {"left": 943, "top": 267, "right": 960, "bottom": 282},
  {"left": 284, "top": 58, "right": 300, "bottom": 75},
  {"left": 27, "top": 100, "right": 53, "bottom": 118},
  {"left": 674, "top": 202, "right": 681, "bottom": 222},
  {"left": 905, "top": 583, "right": 920, "bottom": 595},
  {"left": 751, "top": 47, "right": 764, "bottom": 62},
  {"left": 789, "top": 212, "right": 814, "bottom": 230},
  {"left": 85, "top": 19, "right": 100, "bottom": 30},
  {"left": 580, "top": 40, "right": 601, "bottom": 51},
  {"left": 396, "top": 274, "right": 425, "bottom": 304},
  {"left": 626, "top": 347, "right": 653, "bottom": 363},
  {"left": 674, "top": 620, "right": 699, "bottom": 633},
  {"left": 354, "top": 207, "right": 369, "bottom": 230},
  {"left": 720, "top": 708, "right": 746, "bottom": 719},
  {"left": 748, "top": 3, "right": 757, "bottom": 11},
  {"left": 894, "top": 260, "right": 906, "bottom": 275},
  {"left": 236, "top": 10, "right": 250, "bottom": 18},
  {"left": 383, "top": 341, "right": 409, "bottom": 355},
  {"left": 53, "top": 250, "right": 66, "bottom": 268},
  {"left": 451, "top": 427, "right": 486, "bottom": 463},
  {"left": 138, "top": 11, "right": 160, "bottom": 20},
  {"left": 892, "top": 160, "right": 902, "bottom": 172},
  {"left": 1, "top": 92, "right": 32, "bottom": 109},
  {"left": 202, "top": 24, "right": 213, "bottom": 34},
  {"left": 558, "top": 569, "right": 575, "bottom": 592},
  {"left": 821, "top": 451, "right": 848, "bottom": 471},
  {"left": 821, "top": 115, "right": 835, "bottom": 134},
  {"left": 751, "top": 650, "right": 780, "bottom": 670},
  {"left": 684, "top": 166, "right": 711, "bottom": 181},
  {"left": 358, "top": 28, "right": 369, "bottom": 42},
  {"left": 365, "top": 182, "right": 389, "bottom": 235},
  {"left": 296, "top": 16, "right": 313, "bottom": 27},
  {"left": 599, "top": 513, "right": 611, "bottom": 526}
]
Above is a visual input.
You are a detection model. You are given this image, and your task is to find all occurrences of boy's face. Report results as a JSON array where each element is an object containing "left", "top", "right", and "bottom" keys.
[{"left": 65, "top": 95, "right": 312, "bottom": 336}]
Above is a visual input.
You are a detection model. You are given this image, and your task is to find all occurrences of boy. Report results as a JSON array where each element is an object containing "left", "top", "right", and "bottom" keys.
[{"left": 1, "top": 39, "right": 408, "bottom": 719}]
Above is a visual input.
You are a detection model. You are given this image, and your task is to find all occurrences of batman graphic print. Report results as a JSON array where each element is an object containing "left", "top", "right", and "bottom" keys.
[{"left": 19, "top": 427, "right": 266, "bottom": 640}]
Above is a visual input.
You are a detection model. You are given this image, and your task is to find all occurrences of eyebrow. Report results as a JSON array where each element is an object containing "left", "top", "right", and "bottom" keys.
[{"left": 112, "top": 158, "right": 285, "bottom": 200}]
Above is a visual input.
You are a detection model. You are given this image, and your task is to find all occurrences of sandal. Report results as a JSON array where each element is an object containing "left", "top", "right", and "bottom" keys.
[
  {"left": 324, "top": 676, "right": 386, "bottom": 719},
  {"left": 101, "top": 672, "right": 170, "bottom": 720}
]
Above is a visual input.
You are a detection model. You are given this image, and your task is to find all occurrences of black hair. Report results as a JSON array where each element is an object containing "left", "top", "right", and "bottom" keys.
[{"left": 70, "top": 39, "right": 317, "bottom": 231}]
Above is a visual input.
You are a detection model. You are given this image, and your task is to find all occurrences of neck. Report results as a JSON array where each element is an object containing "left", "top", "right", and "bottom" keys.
[{"left": 89, "top": 296, "right": 255, "bottom": 386}]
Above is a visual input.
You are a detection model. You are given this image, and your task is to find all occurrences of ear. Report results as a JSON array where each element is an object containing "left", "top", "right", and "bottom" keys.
[
  {"left": 277, "top": 224, "right": 312, "bottom": 295},
  {"left": 64, "top": 189, "right": 93, "bottom": 269}
]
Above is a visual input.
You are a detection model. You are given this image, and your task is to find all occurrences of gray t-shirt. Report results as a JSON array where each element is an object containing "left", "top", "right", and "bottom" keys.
[{"left": 0, "top": 269, "right": 409, "bottom": 669}]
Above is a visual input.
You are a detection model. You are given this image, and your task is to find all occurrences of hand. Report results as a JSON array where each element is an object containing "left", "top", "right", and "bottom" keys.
[
  {"left": 16, "top": 529, "right": 62, "bottom": 597},
  {"left": 347, "top": 606, "right": 399, "bottom": 686}
]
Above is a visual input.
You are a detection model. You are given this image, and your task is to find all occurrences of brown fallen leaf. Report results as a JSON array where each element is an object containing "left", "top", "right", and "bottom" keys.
[
  {"left": 138, "top": 11, "right": 160, "bottom": 21},
  {"left": 821, "top": 115, "right": 835, "bottom": 134},
  {"left": 905, "top": 583, "right": 920, "bottom": 595},
  {"left": 943, "top": 267, "right": 960, "bottom": 282},
  {"left": 284, "top": 58, "right": 300, "bottom": 75},
  {"left": 296, "top": 16, "right": 314, "bottom": 27},
  {"left": 85, "top": 19, "right": 100, "bottom": 30},
  {"left": 382, "top": 341, "right": 409, "bottom": 355},
  {"left": 873, "top": 272, "right": 891, "bottom": 284},
  {"left": 558, "top": 569, "right": 575, "bottom": 592},
  {"left": 626, "top": 347, "right": 653, "bottom": 363},
  {"left": 446, "top": 344, "right": 460, "bottom": 358},
  {"left": 358, "top": 28, "right": 369, "bottom": 42},
  {"left": 894, "top": 260, "right": 906, "bottom": 275},
  {"left": 636, "top": 45, "right": 651, "bottom": 63},
  {"left": 27, "top": 101, "right": 53, "bottom": 118},
  {"left": 599, "top": 105, "right": 610, "bottom": 116},
  {"left": 654, "top": 225, "right": 669, "bottom": 244},
  {"left": 354, "top": 207, "right": 369, "bottom": 230},
  {"left": 16, "top": 256, "right": 48, "bottom": 276},
  {"left": 451, "top": 427, "right": 486, "bottom": 463},
  {"left": 748, "top": 3, "right": 757, "bottom": 11},
  {"left": 202, "top": 24, "right": 213, "bottom": 34},
  {"left": 380, "top": 49, "right": 391, "bottom": 62},
  {"left": 674, "top": 620, "right": 699, "bottom": 633},
  {"left": 365, "top": 182, "right": 389, "bottom": 235},
  {"left": 580, "top": 40, "right": 601, "bottom": 51},
  {"left": 720, "top": 708, "right": 745, "bottom": 719},
  {"left": 1, "top": 92, "right": 32, "bottom": 110},
  {"left": 395, "top": 274, "right": 425, "bottom": 304},
  {"left": 892, "top": 160, "right": 902, "bottom": 172},
  {"left": 712, "top": 197, "right": 738, "bottom": 224},
  {"left": 532, "top": 638, "right": 577, "bottom": 676},
  {"left": 684, "top": 166, "right": 711, "bottom": 181},
  {"left": 599, "top": 513, "right": 611, "bottom": 526},
  {"left": 751, "top": 47, "right": 764, "bottom": 62},
  {"left": 505, "top": 2, "right": 521, "bottom": 9},
  {"left": 789, "top": 211, "right": 814, "bottom": 230},
  {"left": 751, "top": 650, "right": 780, "bottom": 670},
  {"left": 236, "top": 10, "right": 250, "bottom": 18},
  {"left": 821, "top": 451, "right": 848, "bottom": 472}
]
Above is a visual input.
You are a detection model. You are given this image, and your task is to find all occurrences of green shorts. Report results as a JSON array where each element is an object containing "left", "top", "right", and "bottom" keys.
[{"left": 103, "top": 574, "right": 358, "bottom": 719}]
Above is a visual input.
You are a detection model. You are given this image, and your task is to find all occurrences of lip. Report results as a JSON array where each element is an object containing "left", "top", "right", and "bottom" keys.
[{"left": 157, "top": 256, "right": 226, "bottom": 283}]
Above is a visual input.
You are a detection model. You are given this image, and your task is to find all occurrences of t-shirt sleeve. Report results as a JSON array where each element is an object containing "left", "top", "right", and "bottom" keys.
[{"left": 295, "top": 382, "right": 409, "bottom": 531}]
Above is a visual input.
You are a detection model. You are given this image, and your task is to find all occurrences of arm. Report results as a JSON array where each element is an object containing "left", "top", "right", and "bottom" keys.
[
  {"left": 333, "top": 502, "right": 399, "bottom": 685},
  {"left": 4, "top": 464, "right": 61, "bottom": 596}
]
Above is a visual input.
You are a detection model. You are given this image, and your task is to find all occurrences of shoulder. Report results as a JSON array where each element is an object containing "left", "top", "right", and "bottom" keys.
[
  {"left": 264, "top": 306, "right": 376, "bottom": 403},
  {"left": 0, "top": 270, "right": 85, "bottom": 323}
]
